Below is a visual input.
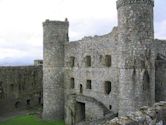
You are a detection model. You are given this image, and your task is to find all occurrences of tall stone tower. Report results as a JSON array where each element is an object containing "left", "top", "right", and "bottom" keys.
[
  {"left": 117, "top": 0, "right": 155, "bottom": 116},
  {"left": 43, "top": 19, "right": 69, "bottom": 120}
]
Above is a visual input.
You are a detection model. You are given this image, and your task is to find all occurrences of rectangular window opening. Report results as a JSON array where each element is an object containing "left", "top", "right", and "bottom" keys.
[
  {"left": 70, "top": 78, "right": 75, "bottom": 89},
  {"left": 70, "top": 56, "right": 75, "bottom": 67},
  {"left": 105, "top": 55, "right": 111, "bottom": 67},
  {"left": 85, "top": 56, "right": 91, "bottom": 67},
  {"left": 105, "top": 81, "right": 111, "bottom": 95},
  {"left": 86, "top": 80, "right": 92, "bottom": 89}
]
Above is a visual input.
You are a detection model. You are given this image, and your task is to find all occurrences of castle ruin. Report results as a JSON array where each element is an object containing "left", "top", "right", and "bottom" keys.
[
  {"left": 0, "top": 0, "right": 166, "bottom": 125},
  {"left": 42, "top": 0, "right": 166, "bottom": 125}
]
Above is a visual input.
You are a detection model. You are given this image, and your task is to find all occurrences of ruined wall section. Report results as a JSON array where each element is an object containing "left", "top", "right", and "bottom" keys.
[
  {"left": 104, "top": 101, "right": 166, "bottom": 125},
  {"left": 0, "top": 65, "right": 43, "bottom": 114},
  {"left": 64, "top": 27, "right": 119, "bottom": 124},
  {"left": 155, "top": 39, "right": 166, "bottom": 102}
]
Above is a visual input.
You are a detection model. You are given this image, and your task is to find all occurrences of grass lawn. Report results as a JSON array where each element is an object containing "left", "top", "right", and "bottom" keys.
[{"left": 0, "top": 115, "right": 65, "bottom": 125}]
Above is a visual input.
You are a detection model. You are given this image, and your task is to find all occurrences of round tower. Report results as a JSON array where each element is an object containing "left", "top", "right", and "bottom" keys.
[
  {"left": 117, "top": 0, "right": 155, "bottom": 116},
  {"left": 43, "top": 19, "right": 69, "bottom": 120}
]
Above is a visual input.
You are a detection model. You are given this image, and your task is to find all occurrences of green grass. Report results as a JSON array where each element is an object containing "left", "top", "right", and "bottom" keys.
[{"left": 0, "top": 115, "right": 65, "bottom": 125}]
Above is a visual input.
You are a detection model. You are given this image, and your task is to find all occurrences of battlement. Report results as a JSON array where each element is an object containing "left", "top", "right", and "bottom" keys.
[
  {"left": 43, "top": 18, "right": 69, "bottom": 27},
  {"left": 116, "top": 0, "right": 154, "bottom": 9}
]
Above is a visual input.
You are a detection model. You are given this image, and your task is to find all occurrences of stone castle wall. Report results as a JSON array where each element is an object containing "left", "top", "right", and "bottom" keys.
[
  {"left": 64, "top": 27, "right": 120, "bottom": 124},
  {"left": 155, "top": 39, "right": 166, "bottom": 102},
  {"left": 0, "top": 65, "right": 43, "bottom": 114},
  {"left": 42, "top": 0, "right": 166, "bottom": 124}
]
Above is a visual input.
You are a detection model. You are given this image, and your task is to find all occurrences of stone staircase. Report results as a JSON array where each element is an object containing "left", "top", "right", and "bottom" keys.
[{"left": 75, "top": 94, "right": 113, "bottom": 116}]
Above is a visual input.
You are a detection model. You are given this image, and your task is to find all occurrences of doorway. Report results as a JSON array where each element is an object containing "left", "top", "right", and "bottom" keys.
[{"left": 75, "top": 102, "right": 85, "bottom": 123}]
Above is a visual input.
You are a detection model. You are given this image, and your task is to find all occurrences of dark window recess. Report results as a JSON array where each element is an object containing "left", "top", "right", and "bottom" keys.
[
  {"left": 15, "top": 101, "right": 21, "bottom": 108},
  {"left": 26, "top": 99, "right": 31, "bottom": 105},
  {"left": 105, "top": 55, "right": 111, "bottom": 67},
  {"left": 105, "top": 81, "right": 111, "bottom": 95},
  {"left": 80, "top": 84, "right": 83, "bottom": 94},
  {"left": 70, "top": 56, "right": 75, "bottom": 67},
  {"left": 38, "top": 97, "right": 42, "bottom": 105},
  {"left": 10, "top": 84, "right": 14, "bottom": 91},
  {"left": 143, "top": 70, "right": 150, "bottom": 90},
  {"left": 85, "top": 56, "right": 91, "bottom": 67},
  {"left": 86, "top": 80, "right": 92, "bottom": 89},
  {"left": 70, "top": 78, "right": 75, "bottom": 89},
  {"left": 109, "top": 105, "right": 112, "bottom": 110}
]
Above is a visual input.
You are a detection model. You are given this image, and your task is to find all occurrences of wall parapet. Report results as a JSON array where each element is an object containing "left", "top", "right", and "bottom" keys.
[
  {"left": 116, "top": 0, "right": 154, "bottom": 9},
  {"left": 103, "top": 101, "right": 166, "bottom": 125}
]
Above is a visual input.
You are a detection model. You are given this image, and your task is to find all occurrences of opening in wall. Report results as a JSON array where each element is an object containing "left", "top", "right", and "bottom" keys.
[
  {"left": 105, "top": 55, "right": 111, "bottom": 67},
  {"left": 38, "top": 97, "right": 42, "bottom": 105},
  {"left": 85, "top": 56, "right": 91, "bottom": 67},
  {"left": 86, "top": 80, "right": 92, "bottom": 89},
  {"left": 70, "top": 78, "right": 75, "bottom": 89},
  {"left": 10, "top": 84, "right": 14, "bottom": 91},
  {"left": 70, "top": 56, "right": 75, "bottom": 67},
  {"left": 105, "top": 81, "right": 111, "bottom": 95},
  {"left": 109, "top": 105, "right": 112, "bottom": 110},
  {"left": 143, "top": 70, "right": 150, "bottom": 91},
  {"left": 15, "top": 101, "right": 21, "bottom": 108},
  {"left": 26, "top": 99, "right": 31, "bottom": 106},
  {"left": 80, "top": 84, "right": 83, "bottom": 94}
]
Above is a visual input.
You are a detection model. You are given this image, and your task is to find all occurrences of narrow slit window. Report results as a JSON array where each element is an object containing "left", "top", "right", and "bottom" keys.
[
  {"left": 143, "top": 70, "right": 150, "bottom": 91},
  {"left": 86, "top": 80, "right": 92, "bottom": 89},
  {"left": 105, "top": 55, "right": 111, "bottom": 67},
  {"left": 70, "top": 78, "right": 75, "bottom": 89},
  {"left": 105, "top": 81, "right": 111, "bottom": 95},
  {"left": 109, "top": 105, "right": 112, "bottom": 110},
  {"left": 85, "top": 56, "right": 91, "bottom": 67}
]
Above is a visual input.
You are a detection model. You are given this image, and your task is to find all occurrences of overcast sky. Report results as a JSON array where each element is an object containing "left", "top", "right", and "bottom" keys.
[{"left": 0, "top": 0, "right": 165, "bottom": 66}]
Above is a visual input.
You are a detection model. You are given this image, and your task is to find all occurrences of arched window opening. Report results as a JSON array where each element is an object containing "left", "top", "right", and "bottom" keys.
[
  {"left": 143, "top": 70, "right": 150, "bottom": 91},
  {"left": 15, "top": 101, "right": 21, "bottom": 108},
  {"left": 80, "top": 84, "right": 83, "bottom": 94}
]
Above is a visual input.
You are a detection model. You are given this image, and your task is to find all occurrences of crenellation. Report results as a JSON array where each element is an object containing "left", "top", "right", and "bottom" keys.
[
  {"left": 116, "top": 0, "right": 154, "bottom": 9},
  {"left": 43, "top": 19, "right": 69, "bottom": 27}
]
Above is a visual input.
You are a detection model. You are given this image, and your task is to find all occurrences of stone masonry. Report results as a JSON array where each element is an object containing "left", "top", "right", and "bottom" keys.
[
  {"left": 0, "top": 60, "right": 43, "bottom": 114},
  {"left": 42, "top": 0, "right": 166, "bottom": 125}
]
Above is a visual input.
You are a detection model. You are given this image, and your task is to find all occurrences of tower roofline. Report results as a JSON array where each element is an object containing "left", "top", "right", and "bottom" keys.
[
  {"left": 43, "top": 19, "right": 69, "bottom": 26},
  {"left": 116, "top": 0, "right": 154, "bottom": 9}
]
